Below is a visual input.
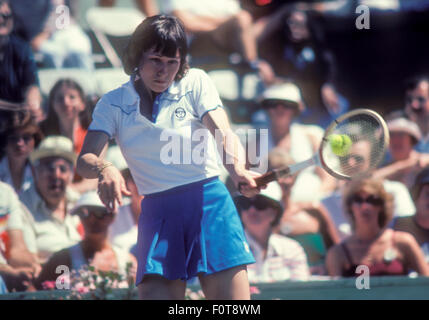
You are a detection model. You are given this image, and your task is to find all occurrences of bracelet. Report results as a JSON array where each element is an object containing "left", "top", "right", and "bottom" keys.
[
  {"left": 94, "top": 161, "right": 113, "bottom": 179},
  {"left": 249, "top": 59, "right": 261, "bottom": 71}
]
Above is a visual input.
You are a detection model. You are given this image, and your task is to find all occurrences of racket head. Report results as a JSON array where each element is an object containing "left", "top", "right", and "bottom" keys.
[{"left": 319, "top": 109, "right": 389, "bottom": 180}]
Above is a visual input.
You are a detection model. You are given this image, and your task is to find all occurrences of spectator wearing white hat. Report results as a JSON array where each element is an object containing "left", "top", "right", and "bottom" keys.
[
  {"left": 235, "top": 181, "right": 310, "bottom": 283},
  {"left": 18, "top": 135, "right": 82, "bottom": 263},
  {"left": 34, "top": 189, "right": 137, "bottom": 290},
  {"left": 105, "top": 145, "right": 143, "bottom": 253},
  {"left": 375, "top": 116, "right": 429, "bottom": 189},
  {"left": 250, "top": 81, "right": 336, "bottom": 202}
]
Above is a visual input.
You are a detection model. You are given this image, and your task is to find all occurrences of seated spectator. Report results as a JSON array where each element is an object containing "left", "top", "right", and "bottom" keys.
[
  {"left": 0, "top": 112, "right": 43, "bottom": 195},
  {"left": 404, "top": 76, "right": 429, "bottom": 153},
  {"left": 255, "top": 7, "right": 348, "bottom": 127},
  {"left": 0, "top": 181, "right": 40, "bottom": 292},
  {"left": 0, "top": 0, "right": 43, "bottom": 122},
  {"left": 268, "top": 148, "right": 340, "bottom": 275},
  {"left": 34, "top": 190, "right": 137, "bottom": 290},
  {"left": 375, "top": 117, "right": 429, "bottom": 189},
  {"left": 11, "top": 0, "right": 94, "bottom": 70},
  {"left": 235, "top": 181, "right": 310, "bottom": 282},
  {"left": 165, "top": 0, "right": 275, "bottom": 84},
  {"left": 251, "top": 82, "right": 336, "bottom": 201},
  {"left": 19, "top": 135, "right": 82, "bottom": 263},
  {"left": 325, "top": 178, "right": 429, "bottom": 277},
  {"left": 321, "top": 138, "right": 416, "bottom": 240},
  {"left": 40, "top": 79, "right": 97, "bottom": 194},
  {"left": 394, "top": 167, "right": 429, "bottom": 263},
  {"left": 105, "top": 145, "right": 142, "bottom": 253}
]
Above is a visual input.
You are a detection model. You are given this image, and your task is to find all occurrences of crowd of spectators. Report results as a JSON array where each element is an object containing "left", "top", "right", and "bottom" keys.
[{"left": 1, "top": 0, "right": 429, "bottom": 295}]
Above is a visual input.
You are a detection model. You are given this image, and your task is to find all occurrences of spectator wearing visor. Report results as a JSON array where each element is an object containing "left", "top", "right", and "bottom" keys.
[
  {"left": 34, "top": 190, "right": 137, "bottom": 290},
  {"left": 235, "top": 181, "right": 310, "bottom": 283}
]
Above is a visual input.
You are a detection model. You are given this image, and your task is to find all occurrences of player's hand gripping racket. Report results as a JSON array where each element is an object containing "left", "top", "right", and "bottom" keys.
[{"left": 241, "top": 109, "right": 389, "bottom": 190}]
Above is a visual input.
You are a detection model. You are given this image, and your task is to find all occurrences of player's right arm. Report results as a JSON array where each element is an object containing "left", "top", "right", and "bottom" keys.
[{"left": 77, "top": 131, "right": 131, "bottom": 212}]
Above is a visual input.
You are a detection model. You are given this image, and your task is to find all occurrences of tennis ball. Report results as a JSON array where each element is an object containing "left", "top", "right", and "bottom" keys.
[{"left": 329, "top": 134, "right": 352, "bottom": 156}]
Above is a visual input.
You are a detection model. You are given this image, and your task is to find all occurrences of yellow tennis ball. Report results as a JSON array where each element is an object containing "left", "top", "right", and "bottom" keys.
[{"left": 329, "top": 134, "right": 352, "bottom": 156}]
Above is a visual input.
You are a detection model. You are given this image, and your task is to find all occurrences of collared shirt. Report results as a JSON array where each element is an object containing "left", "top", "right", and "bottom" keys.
[
  {"left": 89, "top": 68, "right": 223, "bottom": 195},
  {"left": 19, "top": 183, "right": 82, "bottom": 262},
  {"left": 245, "top": 231, "right": 310, "bottom": 283},
  {"left": 0, "top": 157, "right": 34, "bottom": 196},
  {"left": 0, "top": 181, "right": 30, "bottom": 264}
]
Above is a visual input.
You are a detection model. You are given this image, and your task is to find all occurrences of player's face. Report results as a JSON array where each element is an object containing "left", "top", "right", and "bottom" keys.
[
  {"left": 341, "top": 140, "right": 371, "bottom": 175},
  {"left": 138, "top": 48, "right": 181, "bottom": 93}
]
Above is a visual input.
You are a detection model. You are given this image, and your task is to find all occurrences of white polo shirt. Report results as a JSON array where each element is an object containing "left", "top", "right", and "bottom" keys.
[{"left": 89, "top": 68, "right": 223, "bottom": 195}]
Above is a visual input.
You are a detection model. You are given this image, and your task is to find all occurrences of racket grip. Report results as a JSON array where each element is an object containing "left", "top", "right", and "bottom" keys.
[{"left": 254, "top": 171, "right": 278, "bottom": 187}]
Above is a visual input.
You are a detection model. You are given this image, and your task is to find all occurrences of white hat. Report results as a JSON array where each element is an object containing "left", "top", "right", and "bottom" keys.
[
  {"left": 71, "top": 190, "right": 105, "bottom": 215},
  {"left": 259, "top": 181, "right": 282, "bottom": 203},
  {"left": 387, "top": 117, "right": 422, "bottom": 143},
  {"left": 105, "top": 145, "right": 128, "bottom": 172},
  {"left": 30, "top": 135, "right": 77, "bottom": 165},
  {"left": 259, "top": 82, "right": 302, "bottom": 105}
]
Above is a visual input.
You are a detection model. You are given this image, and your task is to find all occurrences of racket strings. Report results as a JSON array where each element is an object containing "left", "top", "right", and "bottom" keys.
[{"left": 322, "top": 113, "right": 388, "bottom": 179}]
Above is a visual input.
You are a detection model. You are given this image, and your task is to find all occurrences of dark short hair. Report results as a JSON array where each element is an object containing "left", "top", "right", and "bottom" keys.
[{"left": 122, "top": 15, "right": 189, "bottom": 80}]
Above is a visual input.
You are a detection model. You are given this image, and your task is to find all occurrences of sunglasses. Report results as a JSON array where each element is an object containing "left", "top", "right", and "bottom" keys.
[
  {"left": 7, "top": 133, "right": 34, "bottom": 144},
  {"left": 262, "top": 100, "right": 299, "bottom": 110},
  {"left": 235, "top": 196, "right": 273, "bottom": 211},
  {"left": 352, "top": 195, "right": 383, "bottom": 206},
  {"left": 78, "top": 207, "right": 113, "bottom": 219}
]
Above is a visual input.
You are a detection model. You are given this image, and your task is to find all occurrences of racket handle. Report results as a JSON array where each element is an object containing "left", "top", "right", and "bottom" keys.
[{"left": 254, "top": 171, "right": 278, "bottom": 187}]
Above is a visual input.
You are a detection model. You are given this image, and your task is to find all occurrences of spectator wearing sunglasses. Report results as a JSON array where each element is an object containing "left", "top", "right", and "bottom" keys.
[
  {"left": 18, "top": 135, "right": 82, "bottom": 263},
  {"left": 321, "top": 137, "right": 416, "bottom": 240},
  {"left": 325, "top": 178, "right": 429, "bottom": 277},
  {"left": 0, "top": 0, "right": 43, "bottom": 122},
  {"left": 235, "top": 181, "right": 310, "bottom": 283},
  {"left": 251, "top": 81, "right": 336, "bottom": 203},
  {"left": 0, "top": 112, "right": 43, "bottom": 196},
  {"left": 34, "top": 190, "right": 137, "bottom": 290},
  {"left": 394, "top": 167, "right": 429, "bottom": 264}
]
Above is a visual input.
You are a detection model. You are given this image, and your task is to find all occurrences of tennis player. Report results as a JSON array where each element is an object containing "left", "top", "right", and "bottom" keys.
[{"left": 76, "top": 15, "right": 259, "bottom": 300}]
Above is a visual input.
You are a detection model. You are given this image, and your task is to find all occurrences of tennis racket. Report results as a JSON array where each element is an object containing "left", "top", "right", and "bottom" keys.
[{"left": 248, "top": 108, "right": 389, "bottom": 188}]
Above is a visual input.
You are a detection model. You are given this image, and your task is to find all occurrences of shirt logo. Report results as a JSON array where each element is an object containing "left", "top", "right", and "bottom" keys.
[{"left": 174, "top": 107, "right": 186, "bottom": 120}]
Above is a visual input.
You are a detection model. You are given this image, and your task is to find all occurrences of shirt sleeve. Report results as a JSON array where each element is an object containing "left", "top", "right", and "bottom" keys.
[
  {"left": 88, "top": 95, "right": 118, "bottom": 139},
  {"left": 190, "top": 69, "right": 223, "bottom": 120},
  {"left": 5, "top": 185, "right": 26, "bottom": 231}
]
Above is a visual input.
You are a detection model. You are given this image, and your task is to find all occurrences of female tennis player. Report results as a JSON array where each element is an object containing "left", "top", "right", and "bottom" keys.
[{"left": 76, "top": 15, "right": 259, "bottom": 300}]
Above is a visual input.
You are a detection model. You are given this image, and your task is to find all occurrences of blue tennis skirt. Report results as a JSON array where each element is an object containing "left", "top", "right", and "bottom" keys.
[{"left": 135, "top": 176, "right": 255, "bottom": 285}]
